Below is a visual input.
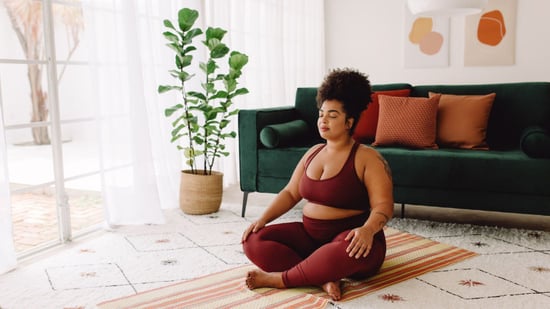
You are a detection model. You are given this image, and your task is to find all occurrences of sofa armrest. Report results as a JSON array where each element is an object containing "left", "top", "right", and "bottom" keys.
[{"left": 238, "top": 106, "right": 299, "bottom": 192}]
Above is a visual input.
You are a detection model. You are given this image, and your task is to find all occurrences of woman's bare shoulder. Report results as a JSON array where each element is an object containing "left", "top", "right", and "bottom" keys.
[
  {"left": 356, "top": 143, "right": 381, "bottom": 158},
  {"left": 357, "top": 144, "right": 392, "bottom": 179},
  {"left": 304, "top": 143, "right": 325, "bottom": 155}
]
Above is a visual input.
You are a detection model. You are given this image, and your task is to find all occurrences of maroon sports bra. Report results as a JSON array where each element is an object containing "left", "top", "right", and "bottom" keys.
[{"left": 299, "top": 142, "right": 370, "bottom": 210}]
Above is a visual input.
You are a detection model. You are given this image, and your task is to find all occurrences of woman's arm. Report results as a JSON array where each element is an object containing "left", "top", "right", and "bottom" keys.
[
  {"left": 242, "top": 144, "right": 322, "bottom": 242},
  {"left": 345, "top": 147, "right": 394, "bottom": 258},
  {"left": 362, "top": 150, "right": 394, "bottom": 233}
]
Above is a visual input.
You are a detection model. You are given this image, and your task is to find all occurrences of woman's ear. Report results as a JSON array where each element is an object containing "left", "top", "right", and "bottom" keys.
[{"left": 346, "top": 118, "right": 354, "bottom": 129}]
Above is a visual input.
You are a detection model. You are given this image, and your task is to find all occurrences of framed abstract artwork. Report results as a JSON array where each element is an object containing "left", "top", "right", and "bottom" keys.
[
  {"left": 404, "top": 8, "right": 450, "bottom": 68},
  {"left": 464, "top": 0, "right": 517, "bottom": 66}
]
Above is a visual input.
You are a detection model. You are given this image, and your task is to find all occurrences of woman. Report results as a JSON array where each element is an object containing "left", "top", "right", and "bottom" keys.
[{"left": 241, "top": 68, "right": 394, "bottom": 301}]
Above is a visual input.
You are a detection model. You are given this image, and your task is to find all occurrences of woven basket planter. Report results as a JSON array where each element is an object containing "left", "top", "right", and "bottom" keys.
[{"left": 179, "top": 170, "right": 223, "bottom": 215}]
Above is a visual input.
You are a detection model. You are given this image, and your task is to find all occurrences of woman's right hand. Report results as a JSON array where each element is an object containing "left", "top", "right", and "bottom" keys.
[{"left": 241, "top": 220, "right": 266, "bottom": 243}]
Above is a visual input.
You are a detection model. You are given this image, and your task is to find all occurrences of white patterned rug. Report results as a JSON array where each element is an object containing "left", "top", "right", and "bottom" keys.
[{"left": 0, "top": 198, "right": 549, "bottom": 308}]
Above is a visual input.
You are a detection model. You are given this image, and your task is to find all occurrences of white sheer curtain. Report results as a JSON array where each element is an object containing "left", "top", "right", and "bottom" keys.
[
  {"left": 82, "top": 0, "right": 326, "bottom": 224},
  {"left": 82, "top": 0, "right": 191, "bottom": 226},
  {"left": 0, "top": 0, "right": 324, "bottom": 273},
  {"left": 205, "top": 0, "right": 326, "bottom": 184}
]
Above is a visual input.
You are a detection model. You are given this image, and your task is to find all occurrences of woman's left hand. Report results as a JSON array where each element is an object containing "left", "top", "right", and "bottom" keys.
[{"left": 344, "top": 226, "right": 375, "bottom": 259}]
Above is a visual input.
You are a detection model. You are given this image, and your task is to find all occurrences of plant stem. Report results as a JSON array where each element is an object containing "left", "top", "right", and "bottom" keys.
[{"left": 180, "top": 67, "right": 196, "bottom": 174}]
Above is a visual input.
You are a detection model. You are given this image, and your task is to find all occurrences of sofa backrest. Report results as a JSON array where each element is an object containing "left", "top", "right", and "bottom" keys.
[
  {"left": 412, "top": 82, "right": 550, "bottom": 150},
  {"left": 294, "top": 83, "right": 413, "bottom": 143}
]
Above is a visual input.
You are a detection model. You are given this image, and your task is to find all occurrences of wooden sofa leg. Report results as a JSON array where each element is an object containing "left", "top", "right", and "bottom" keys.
[
  {"left": 401, "top": 203, "right": 405, "bottom": 219},
  {"left": 241, "top": 191, "right": 250, "bottom": 217}
]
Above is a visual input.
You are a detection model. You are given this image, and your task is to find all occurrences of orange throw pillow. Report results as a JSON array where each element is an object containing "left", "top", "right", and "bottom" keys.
[
  {"left": 429, "top": 92, "right": 496, "bottom": 150},
  {"left": 353, "top": 89, "right": 411, "bottom": 143},
  {"left": 372, "top": 94, "right": 440, "bottom": 149}
]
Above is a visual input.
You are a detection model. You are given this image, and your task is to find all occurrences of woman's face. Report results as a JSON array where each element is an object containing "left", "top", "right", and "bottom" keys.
[{"left": 317, "top": 100, "right": 353, "bottom": 139}]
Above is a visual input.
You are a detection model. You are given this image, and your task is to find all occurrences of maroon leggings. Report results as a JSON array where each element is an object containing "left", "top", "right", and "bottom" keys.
[{"left": 242, "top": 213, "right": 386, "bottom": 287}]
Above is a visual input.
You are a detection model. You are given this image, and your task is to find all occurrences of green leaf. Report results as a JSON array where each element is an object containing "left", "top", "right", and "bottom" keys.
[
  {"left": 183, "top": 28, "right": 203, "bottom": 44},
  {"left": 229, "top": 52, "right": 249, "bottom": 70},
  {"left": 170, "top": 134, "right": 184, "bottom": 143},
  {"left": 169, "top": 69, "right": 181, "bottom": 78},
  {"left": 163, "top": 19, "right": 176, "bottom": 30},
  {"left": 188, "top": 91, "right": 206, "bottom": 101},
  {"left": 230, "top": 87, "right": 249, "bottom": 98},
  {"left": 193, "top": 136, "right": 204, "bottom": 144},
  {"left": 224, "top": 79, "right": 237, "bottom": 93},
  {"left": 171, "top": 124, "right": 186, "bottom": 136},
  {"left": 183, "top": 46, "right": 197, "bottom": 54},
  {"left": 164, "top": 104, "right": 183, "bottom": 117},
  {"left": 163, "top": 31, "right": 179, "bottom": 43},
  {"left": 210, "top": 44, "right": 230, "bottom": 59},
  {"left": 199, "top": 62, "right": 207, "bottom": 73},
  {"left": 206, "top": 60, "right": 217, "bottom": 74},
  {"left": 167, "top": 42, "right": 183, "bottom": 54},
  {"left": 210, "top": 91, "right": 228, "bottom": 100},
  {"left": 220, "top": 119, "right": 229, "bottom": 129},
  {"left": 206, "top": 27, "right": 227, "bottom": 41},
  {"left": 201, "top": 82, "right": 216, "bottom": 94},
  {"left": 158, "top": 85, "right": 181, "bottom": 94},
  {"left": 183, "top": 147, "right": 195, "bottom": 158},
  {"left": 178, "top": 8, "right": 199, "bottom": 32},
  {"left": 178, "top": 71, "right": 191, "bottom": 81},
  {"left": 172, "top": 115, "right": 186, "bottom": 127},
  {"left": 181, "top": 55, "right": 192, "bottom": 67}
]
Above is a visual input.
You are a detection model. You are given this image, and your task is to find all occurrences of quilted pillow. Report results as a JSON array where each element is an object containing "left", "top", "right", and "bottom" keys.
[
  {"left": 372, "top": 94, "right": 440, "bottom": 149},
  {"left": 353, "top": 89, "right": 411, "bottom": 144},
  {"left": 429, "top": 92, "right": 496, "bottom": 150},
  {"left": 260, "top": 119, "right": 309, "bottom": 148}
]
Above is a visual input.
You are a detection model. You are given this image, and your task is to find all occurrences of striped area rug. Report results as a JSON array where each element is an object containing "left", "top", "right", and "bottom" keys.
[{"left": 97, "top": 227, "right": 477, "bottom": 309}]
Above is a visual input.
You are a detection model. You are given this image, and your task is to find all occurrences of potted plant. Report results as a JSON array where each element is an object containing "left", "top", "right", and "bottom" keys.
[{"left": 158, "top": 8, "right": 249, "bottom": 215}]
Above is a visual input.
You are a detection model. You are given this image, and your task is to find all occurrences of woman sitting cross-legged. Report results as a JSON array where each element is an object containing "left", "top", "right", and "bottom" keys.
[{"left": 241, "top": 68, "right": 394, "bottom": 301}]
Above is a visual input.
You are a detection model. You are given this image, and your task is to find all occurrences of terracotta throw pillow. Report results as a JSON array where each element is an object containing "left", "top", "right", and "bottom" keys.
[
  {"left": 372, "top": 94, "right": 440, "bottom": 149},
  {"left": 353, "top": 89, "right": 411, "bottom": 143},
  {"left": 429, "top": 92, "right": 496, "bottom": 150}
]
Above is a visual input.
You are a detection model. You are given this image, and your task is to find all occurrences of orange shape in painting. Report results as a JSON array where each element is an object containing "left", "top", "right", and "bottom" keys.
[
  {"left": 419, "top": 31, "right": 443, "bottom": 55},
  {"left": 409, "top": 17, "right": 433, "bottom": 44},
  {"left": 478, "top": 10, "right": 506, "bottom": 46}
]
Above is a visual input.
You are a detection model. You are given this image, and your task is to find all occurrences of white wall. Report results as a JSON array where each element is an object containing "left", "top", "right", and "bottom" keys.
[{"left": 324, "top": 0, "right": 550, "bottom": 85}]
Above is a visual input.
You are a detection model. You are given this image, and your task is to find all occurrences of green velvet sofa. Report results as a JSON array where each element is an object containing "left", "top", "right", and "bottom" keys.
[{"left": 238, "top": 82, "right": 550, "bottom": 217}]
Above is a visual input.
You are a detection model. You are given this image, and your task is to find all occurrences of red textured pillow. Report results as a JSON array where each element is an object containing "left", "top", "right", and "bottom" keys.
[
  {"left": 372, "top": 94, "right": 441, "bottom": 149},
  {"left": 353, "top": 89, "right": 411, "bottom": 143}
]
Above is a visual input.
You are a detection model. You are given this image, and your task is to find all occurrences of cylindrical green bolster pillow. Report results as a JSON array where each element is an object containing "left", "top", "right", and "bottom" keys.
[
  {"left": 260, "top": 119, "right": 309, "bottom": 148},
  {"left": 520, "top": 126, "right": 550, "bottom": 159}
]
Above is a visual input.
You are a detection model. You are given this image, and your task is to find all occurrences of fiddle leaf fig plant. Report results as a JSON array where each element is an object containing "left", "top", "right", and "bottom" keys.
[{"left": 158, "top": 8, "right": 249, "bottom": 175}]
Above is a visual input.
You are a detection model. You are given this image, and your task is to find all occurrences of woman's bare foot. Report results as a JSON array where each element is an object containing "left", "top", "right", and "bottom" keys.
[
  {"left": 246, "top": 269, "right": 285, "bottom": 289},
  {"left": 322, "top": 281, "right": 342, "bottom": 301}
]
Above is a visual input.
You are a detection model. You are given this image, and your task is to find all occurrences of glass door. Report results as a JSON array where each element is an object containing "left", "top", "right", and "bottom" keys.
[{"left": 0, "top": 0, "right": 104, "bottom": 256}]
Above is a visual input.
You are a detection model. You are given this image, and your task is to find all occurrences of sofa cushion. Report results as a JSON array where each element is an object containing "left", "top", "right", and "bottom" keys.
[
  {"left": 412, "top": 83, "right": 550, "bottom": 150},
  {"left": 372, "top": 94, "right": 440, "bottom": 149},
  {"left": 429, "top": 92, "right": 496, "bottom": 150},
  {"left": 520, "top": 126, "right": 550, "bottom": 158},
  {"left": 259, "top": 119, "right": 309, "bottom": 148},
  {"left": 377, "top": 147, "right": 550, "bottom": 196},
  {"left": 353, "top": 89, "right": 411, "bottom": 144}
]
